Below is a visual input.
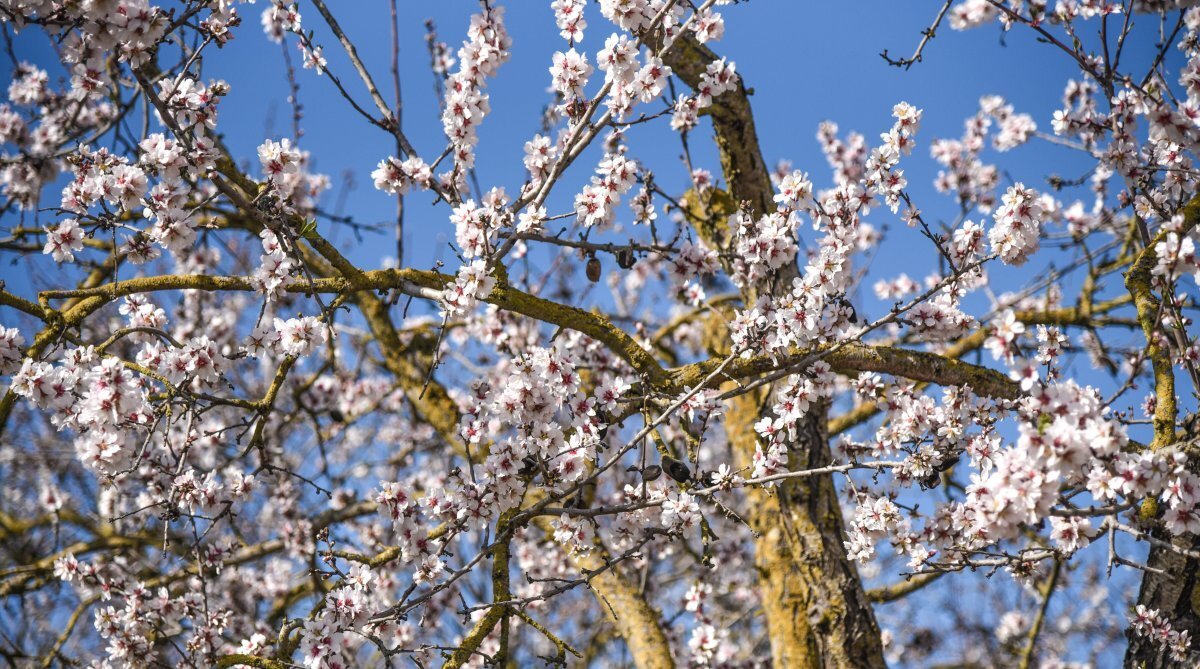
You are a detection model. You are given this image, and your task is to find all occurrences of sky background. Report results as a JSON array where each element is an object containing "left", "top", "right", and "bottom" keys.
[
  {"left": 0, "top": 2, "right": 1188, "bottom": 665},
  {"left": 5, "top": 0, "right": 1155, "bottom": 354},
  {"left": 3, "top": 0, "right": 1119, "bottom": 292}
]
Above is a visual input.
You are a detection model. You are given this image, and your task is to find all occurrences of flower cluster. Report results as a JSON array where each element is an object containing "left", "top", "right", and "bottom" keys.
[
  {"left": 552, "top": 0, "right": 587, "bottom": 42},
  {"left": 550, "top": 48, "right": 593, "bottom": 101},
  {"left": 730, "top": 103, "right": 922, "bottom": 354},
  {"left": 1130, "top": 605, "right": 1193, "bottom": 663},
  {"left": 249, "top": 229, "right": 298, "bottom": 302},
  {"left": 575, "top": 151, "right": 639, "bottom": 228},
  {"left": 12, "top": 352, "right": 154, "bottom": 473},
  {"left": 0, "top": 327, "right": 24, "bottom": 375},
  {"left": 370, "top": 155, "right": 433, "bottom": 196},
  {"left": 246, "top": 316, "right": 328, "bottom": 358},
  {"left": 258, "top": 138, "right": 329, "bottom": 213},
  {"left": 989, "top": 183, "right": 1046, "bottom": 265},
  {"left": 442, "top": 259, "right": 497, "bottom": 318},
  {"left": 672, "top": 58, "right": 738, "bottom": 130},
  {"left": 441, "top": 7, "right": 511, "bottom": 172},
  {"left": 1152, "top": 216, "right": 1200, "bottom": 282},
  {"left": 60, "top": 147, "right": 148, "bottom": 214},
  {"left": 42, "top": 219, "right": 86, "bottom": 263},
  {"left": 522, "top": 134, "right": 559, "bottom": 187},
  {"left": 668, "top": 240, "right": 720, "bottom": 305},
  {"left": 754, "top": 361, "right": 837, "bottom": 447}
]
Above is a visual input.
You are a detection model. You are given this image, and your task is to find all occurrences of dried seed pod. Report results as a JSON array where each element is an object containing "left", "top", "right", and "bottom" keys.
[
  {"left": 641, "top": 465, "right": 663, "bottom": 482},
  {"left": 919, "top": 456, "right": 959, "bottom": 490},
  {"left": 1183, "top": 412, "right": 1200, "bottom": 439},
  {"left": 616, "top": 247, "right": 636, "bottom": 269},
  {"left": 661, "top": 455, "right": 691, "bottom": 483},
  {"left": 586, "top": 256, "right": 602, "bottom": 282},
  {"left": 934, "top": 455, "right": 961, "bottom": 473},
  {"left": 919, "top": 472, "right": 941, "bottom": 490},
  {"left": 836, "top": 296, "right": 859, "bottom": 324}
]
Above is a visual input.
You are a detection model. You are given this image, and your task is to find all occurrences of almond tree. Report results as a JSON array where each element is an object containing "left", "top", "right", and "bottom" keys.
[{"left": 1, "top": 1, "right": 1199, "bottom": 668}]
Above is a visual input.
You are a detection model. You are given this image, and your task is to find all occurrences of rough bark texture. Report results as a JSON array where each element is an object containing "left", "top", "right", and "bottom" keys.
[
  {"left": 663, "top": 33, "right": 886, "bottom": 669},
  {"left": 661, "top": 36, "right": 775, "bottom": 225},
  {"left": 1126, "top": 542, "right": 1200, "bottom": 668},
  {"left": 1124, "top": 204, "right": 1200, "bottom": 669},
  {"left": 726, "top": 390, "right": 887, "bottom": 669},
  {"left": 570, "top": 546, "right": 677, "bottom": 669}
]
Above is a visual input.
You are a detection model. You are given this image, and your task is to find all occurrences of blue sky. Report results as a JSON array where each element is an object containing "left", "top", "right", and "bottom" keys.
[
  {"left": 3, "top": 1, "right": 1155, "bottom": 312},
  {"left": 213, "top": 0, "right": 1098, "bottom": 279},
  {"left": 177, "top": 0, "right": 1172, "bottom": 414}
]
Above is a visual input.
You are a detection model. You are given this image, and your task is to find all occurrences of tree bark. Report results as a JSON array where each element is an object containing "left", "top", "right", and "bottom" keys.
[
  {"left": 1126, "top": 540, "right": 1200, "bottom": 668},
  {"left": 662, "top": 33, "right": 886, "bottom": 669},
  {"left": 570, "top": 545, "right": 678, "bottom": 669},
  {"left": 726, "top": 390, "right": 887, "bottom": 668},
  {"left": 1124, "top": 207, "right": 1200, "bottom": 668}
]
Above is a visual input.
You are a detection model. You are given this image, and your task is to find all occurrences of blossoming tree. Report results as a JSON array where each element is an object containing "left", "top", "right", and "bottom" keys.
[{"left": 1, "top": 0, "right": 1199, "bottom": 667}]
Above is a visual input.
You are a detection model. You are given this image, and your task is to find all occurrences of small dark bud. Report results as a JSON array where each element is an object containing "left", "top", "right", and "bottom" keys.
[
  {"left": 616, "top": 247, "right": 636, "bottom": 269},
  {"left": 586, "top": 256, "right": 602, "bottom": 282},
  {"left": 518, "top": 456, "right": 538, "bottom": 477},
  {"left": 565, "top": 98, "right": 588, "bottom": 119},
  {"left": 328, "top": 408, "right": 345, "bottom": 423},
  {"left": 662, "top": 455, "right": 691, "bottom": 483},
  {"left": 641, "top": 465, "right": 662, "bottom": 482}
]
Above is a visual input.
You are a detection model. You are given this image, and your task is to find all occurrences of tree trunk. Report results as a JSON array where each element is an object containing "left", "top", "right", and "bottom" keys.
[
  {"left": 725, "top": 389, "right": 887, "bottom": 669},
  {"left": 1124, "top": 210, "right": 1200, "bottom": 669},
  {"left": 662, "top": 33, "right": 887, "bottom": 668},
  {"left": 571, "top": 545, "right": 677, "bottom": 669},
  {"left": 1126, "top": 540, "right": 1200, "bottom": 668}
]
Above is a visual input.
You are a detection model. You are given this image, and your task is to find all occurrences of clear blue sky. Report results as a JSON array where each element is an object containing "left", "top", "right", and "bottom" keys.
[
  {"left": 4, "top": 1, "right": 1165, "bottom": 332},
  {"left": 2, "top": 0, "right": 1120, "bottom": 290}
]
